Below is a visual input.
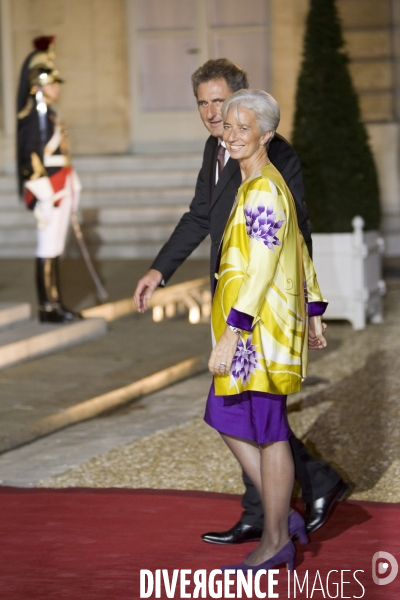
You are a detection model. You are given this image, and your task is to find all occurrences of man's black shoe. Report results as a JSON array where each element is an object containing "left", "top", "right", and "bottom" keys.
[
  {"left": 201, "top": 521, "right": 263, "bottom": 545},
  {"left": 305, "top": 479, "right": 349, "bottom": 534}
]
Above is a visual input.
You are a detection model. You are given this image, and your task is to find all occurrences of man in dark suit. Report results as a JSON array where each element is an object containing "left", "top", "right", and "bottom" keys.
[{"left": 134, "top": 59, "right": 348, "bottom": 543}]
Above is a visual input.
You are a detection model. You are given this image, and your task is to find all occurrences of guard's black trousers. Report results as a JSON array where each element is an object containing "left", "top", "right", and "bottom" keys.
[{"left": 240, "top": 434, "right": 341, "bottom": 528}]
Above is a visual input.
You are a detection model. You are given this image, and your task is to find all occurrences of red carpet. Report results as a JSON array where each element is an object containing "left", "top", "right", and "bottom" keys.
[{"left": 0, "top": 488, "right": 398, "bottom": 599}]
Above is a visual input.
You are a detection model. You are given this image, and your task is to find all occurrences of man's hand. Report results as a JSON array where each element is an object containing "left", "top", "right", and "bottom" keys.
[
  {"left": 309, "top": 315, "right": 327, "bottom": 349},
  {"left": 208, "top": 327, "right": 239, "bottom": 376},
  {"left": 133, "top": 269, "right": 163, "bottom": 313}
]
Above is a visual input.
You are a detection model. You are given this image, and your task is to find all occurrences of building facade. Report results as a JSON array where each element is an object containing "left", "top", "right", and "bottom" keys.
[{"left": 1, "top": 0, "right": 399, "bottom": 255}]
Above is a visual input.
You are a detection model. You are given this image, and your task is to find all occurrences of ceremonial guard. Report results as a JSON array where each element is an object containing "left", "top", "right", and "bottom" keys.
[{"left": 16, "top": 36, "right": 82, "bottom": 322}]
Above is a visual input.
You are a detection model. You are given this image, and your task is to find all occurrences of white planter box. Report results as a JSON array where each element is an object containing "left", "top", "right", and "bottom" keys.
[{"left": 312, "top": 216, "right": 386, "bottom": 330}]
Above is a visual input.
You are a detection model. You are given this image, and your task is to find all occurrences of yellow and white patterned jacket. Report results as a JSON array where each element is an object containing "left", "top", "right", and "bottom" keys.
[{"left": 212, "top": 163, "right": 327, "bottom": 397}]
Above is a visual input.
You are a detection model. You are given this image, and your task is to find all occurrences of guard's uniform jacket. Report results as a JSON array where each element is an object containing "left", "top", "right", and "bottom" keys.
[
  {"left": 16, "top": 35, "right": 83, "bottom": 322},
  {"left": 17, "top": 102, "right": 81, "bottom": 259},
  {"left": 18, "top": 104, "right": 77, "bottom": 210}
]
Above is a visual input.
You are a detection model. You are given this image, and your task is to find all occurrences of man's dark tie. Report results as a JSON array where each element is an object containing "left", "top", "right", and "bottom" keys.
[{"left": 217, "top": 143, "right": 225, "bottom": 179}]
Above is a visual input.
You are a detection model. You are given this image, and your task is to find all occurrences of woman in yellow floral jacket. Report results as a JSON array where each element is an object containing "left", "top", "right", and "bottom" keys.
[{"left": 204, "top": 89, "right": 327, "bottom": 574}]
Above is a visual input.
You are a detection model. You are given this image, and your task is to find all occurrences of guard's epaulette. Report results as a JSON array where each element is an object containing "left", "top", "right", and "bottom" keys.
[{"left": 17, "top": 97, "right": 34, "bottom": 120}]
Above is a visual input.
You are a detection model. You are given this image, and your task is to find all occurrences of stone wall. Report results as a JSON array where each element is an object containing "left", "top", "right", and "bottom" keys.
[
  {"left": 10, "top": 0, "right": 130, "bottom": 154},
  {"left": 338, "top": 0, "right": 400, "bottom": 255},
  {"left": 3, "top": 0, "right": 398, "bottom": 151},
  {"left": 269, "top": 0, "right": 400, "bottom": 255},
  {"left": 270, "top": 0, "right": 395, "bottom": 138},
  {"left": 338, "top": 0, "right": 394, "bottom": 123},
  {"left": 269, "top": 0, "right": 309, "bottom": 140},
  {"left": 1, "top": 0, "right": 399, "bottom": 254}
]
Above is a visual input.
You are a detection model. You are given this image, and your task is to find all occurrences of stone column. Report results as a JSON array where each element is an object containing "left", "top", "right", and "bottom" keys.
[{"left": 0, "top": 0, "right": 15, "bottom": 173}]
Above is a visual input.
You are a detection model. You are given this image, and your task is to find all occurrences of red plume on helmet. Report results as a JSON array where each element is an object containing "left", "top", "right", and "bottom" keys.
[{"left": 33, "top": 36, "right": 55, "bottom": 51}]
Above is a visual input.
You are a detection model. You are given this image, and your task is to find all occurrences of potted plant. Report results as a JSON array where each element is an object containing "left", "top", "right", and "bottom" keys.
[{"left": 292, "top": 0, "right": 385, "bottom": 330}]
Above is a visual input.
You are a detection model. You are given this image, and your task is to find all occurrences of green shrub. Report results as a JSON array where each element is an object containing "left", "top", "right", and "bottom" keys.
[{"left": 292, "top": 0, "right": 380, "bottom": 232}]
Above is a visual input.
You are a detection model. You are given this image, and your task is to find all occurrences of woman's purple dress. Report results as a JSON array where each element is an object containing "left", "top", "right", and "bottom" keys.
[{"left": 204, "top": 383, "right": 291, "bottom": 444}]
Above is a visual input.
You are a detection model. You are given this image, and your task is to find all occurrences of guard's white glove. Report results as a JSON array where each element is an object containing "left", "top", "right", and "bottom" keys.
[{"left": 33, "top": 197, "right": 54, "bottom": 230}]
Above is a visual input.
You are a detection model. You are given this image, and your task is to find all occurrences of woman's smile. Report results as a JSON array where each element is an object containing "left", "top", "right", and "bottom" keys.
[{"left": 223, "top": 106, "right": 271, "bottom": 180}]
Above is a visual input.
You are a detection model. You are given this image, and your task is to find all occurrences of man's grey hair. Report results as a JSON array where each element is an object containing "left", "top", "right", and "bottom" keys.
[{"left": 221, "top": 89, "right": 280, "bottom": 137}]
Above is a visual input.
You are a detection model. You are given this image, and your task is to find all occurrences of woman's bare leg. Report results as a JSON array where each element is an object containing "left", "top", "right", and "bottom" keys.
[{"left": 221, "top": 434, "right": 294, "bottom": 565}]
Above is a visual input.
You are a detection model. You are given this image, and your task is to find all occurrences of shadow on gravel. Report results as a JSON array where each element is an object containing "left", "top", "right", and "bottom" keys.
[{"left": 299, "top": 351, "right": 391, "bottom": 494}]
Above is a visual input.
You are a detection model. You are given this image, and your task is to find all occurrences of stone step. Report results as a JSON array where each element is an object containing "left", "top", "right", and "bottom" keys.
[
  {"left": 0, "top": 188, "right": 194, "bottom": 209},
  {"left": 0, "top": 216, "right": 206, "bottom": 258},
  {"left": 0, "top": 153, "right": 201, "bottom": 258},
  {"left": 0, "top": 228, "right": 36, "bottom": 245},
  {"left": 0, "top": 241, "right": 210, "bottom": 259},
  {"left": 0, "top": 169, "right": 198, "bottom": 194},
  {"left": 78, "top": 169, "right": 198, "bottom": 190},
  {"left": 0, "top": 177, "right": 17, "bottom": 193},
  {"left": 0, "top": 223, "right": 173, "bottom": 242},
  {"left": 79, "top": 187, "right": 193, "bottom": 208},
  {"left": 0, "top": 171, "right": 198, "bottom": 197},
  {"left": 0, "top": 303, "right": 31, "bottom": 331},
  {"left": 0, "top": 222, "right": 179, "bottom": 245},
  {"left": 80, "top": 223, "right": 180, "bottom": 243},
  {"left": 0, "top": 204, "right": 187, "bottom": 226},
  {"left": 0, "top": 209, "right": 34, "bottom": 227},
  {"left": 0, "top": 194, "right": 20, "bottom": 207},
  {"left": 0, "top": 171, "right": 198, "bottom": 192},
  {"left": 92, "top": 240, "right": 209, "bottom": 260},
  {"left": 80, "top": 206, "right": 186, "bottom": 225},
  {"left": 73, "top": 153, "right": 202, "bottom": 172},
  {"left": 0, "top": 317, "right": 106, "bottom": 371},
  {"left": 0, "top": 153, "right": 203, "bottom": 176},
  {"left": 0, "top": 247, "right": 34, "bottom": 258}
]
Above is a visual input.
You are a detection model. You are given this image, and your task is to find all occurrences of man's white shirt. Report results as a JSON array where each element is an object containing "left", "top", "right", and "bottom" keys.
[{"left": 215, "top": 139, "right": 230, "bottom": 184}]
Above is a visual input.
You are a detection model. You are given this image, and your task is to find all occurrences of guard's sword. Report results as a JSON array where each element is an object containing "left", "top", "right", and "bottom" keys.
[{"left": 70, "top": 211, "right": 109, "bottom": 303}]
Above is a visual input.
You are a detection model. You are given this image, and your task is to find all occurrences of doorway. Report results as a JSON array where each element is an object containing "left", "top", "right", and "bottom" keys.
[{"left": 125, "top": 0, "right": 270, "bottom": 153}]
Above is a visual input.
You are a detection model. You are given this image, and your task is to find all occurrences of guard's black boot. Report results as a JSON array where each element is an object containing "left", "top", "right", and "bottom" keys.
[
  {"left": 36, "top": 257, "right": 80, "bottom": 323},
  {"left": 36, "top": 257, "right": 66, "bottom": 322},
  {"left": 52, "top": 256, "right": 83, "bottom": 321}
]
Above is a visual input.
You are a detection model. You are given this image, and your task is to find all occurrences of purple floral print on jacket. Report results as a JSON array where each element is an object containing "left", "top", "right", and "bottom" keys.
[
  {"left": 244, "top": 203, "right": 285, "bottom": 250},
  {"left": 231, "top": 336, "right": 263, "bottom": 385}
]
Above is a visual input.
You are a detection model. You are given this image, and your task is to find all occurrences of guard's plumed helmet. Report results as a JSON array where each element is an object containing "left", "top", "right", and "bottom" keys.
[
  {"left": 17, "top": 36, "right": 64, "bottom": 114},
  {"left": 28, "top": 36, "right": 63, "bottom": 87},
  {"left": 16, "top": 36, "right": 64, "bottom": 197}
]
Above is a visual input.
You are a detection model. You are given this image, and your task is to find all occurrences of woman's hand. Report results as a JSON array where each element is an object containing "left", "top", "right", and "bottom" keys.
[
  {"left": 308, "top": 316, "right": 327, "bottom": 349},
  {"left": 208, "top": 326, "right": 239, "bottom": 376}
]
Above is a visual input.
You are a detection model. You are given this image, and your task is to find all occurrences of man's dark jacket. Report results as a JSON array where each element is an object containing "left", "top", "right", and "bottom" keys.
[{"left": 152, "top": 133, "right": 312, "bottom": 284}]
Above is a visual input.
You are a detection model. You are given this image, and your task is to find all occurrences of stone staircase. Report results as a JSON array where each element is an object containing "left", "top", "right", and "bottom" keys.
[{"left": 0, "top": 153, "right": 208, "bottom": 259}]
